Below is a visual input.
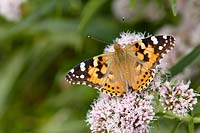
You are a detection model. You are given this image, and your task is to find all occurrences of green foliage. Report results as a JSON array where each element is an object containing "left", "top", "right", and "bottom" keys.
[
  {"left": 170, "top": 45, "right": 200, "bottom": 77},
  {"left": 79, "top": 0, "right": 108, "bottom": 34},
  {"left": 170, "top": 0, "right": 177, "bottom": 16},
  {"left": 130, "top": 0, "right": 136, "bottom": 9},
  {"left": 0, "top": 0, "right": 199, "bottom": 132}
]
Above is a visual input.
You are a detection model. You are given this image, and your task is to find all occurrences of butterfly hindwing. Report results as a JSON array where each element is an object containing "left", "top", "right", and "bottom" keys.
[{"left": 131, "top": 62, "right": 155, "bottom": 91}]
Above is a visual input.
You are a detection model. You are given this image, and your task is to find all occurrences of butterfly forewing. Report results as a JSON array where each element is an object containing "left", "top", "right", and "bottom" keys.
[
  {"left": 66, "top": 54, "right": 109, "bottom": 88},
  {"left": 127, "top": 35, "right": 175, "bottom": 68}
]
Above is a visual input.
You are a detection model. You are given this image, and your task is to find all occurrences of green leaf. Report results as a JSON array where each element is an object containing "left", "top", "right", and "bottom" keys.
[
  {"left": 171, "top": 121, "right": 184, "bottom": 133},
  {"left": 0, "top": 48, "right": 27, "bottom": 117},
  {"left": 26, "top": 19, "right": 82, "bottom": 49},
  {"left": 79, "top": 0, "right": 107, "bottom": 34},
  {"left": 170, "top": 45, "right": 200, "bottom": 77},
  {"left": 38, "top": 109, "right": 88, "bottom": 133},
  {"left": 170, "top": 0, "right": 177, "bottom": 16}
]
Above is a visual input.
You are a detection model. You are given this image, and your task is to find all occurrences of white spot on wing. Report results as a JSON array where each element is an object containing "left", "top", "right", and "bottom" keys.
[
  {"left": 80, "top": 74, "right": 85, "bottom": 79},
  {"left": 151, "top": 36, "right": 158, "bottom": 45},
  {"left": 80, "top": 62, "right": 86, "bottom": 71},
  {"left": 159, "top": 46, "right": 163, "bottom": 50},
  {"left": 70, "top": 69, "right": 74, "bottom": 73},
  {"left": 163, "top": 35, "right": 167, "bottom": 39},
  {"left": 82, "top": 82, "right": 86, "bottom": 85}
]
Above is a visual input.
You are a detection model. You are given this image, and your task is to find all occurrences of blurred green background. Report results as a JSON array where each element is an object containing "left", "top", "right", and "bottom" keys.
[{"left": 0, "top": 0, "right": 199, "bottom": 132}]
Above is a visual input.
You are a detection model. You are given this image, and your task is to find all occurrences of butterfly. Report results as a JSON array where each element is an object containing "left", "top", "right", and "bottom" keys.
[{"left": 65, "top": 35, "right": 175, "bottom": 96}]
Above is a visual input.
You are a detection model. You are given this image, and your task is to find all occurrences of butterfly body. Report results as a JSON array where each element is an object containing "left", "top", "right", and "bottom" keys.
[
  {"left": 66, "top": 35, "right": 175, "bottom": 96},
  {"left": 112, "top": 43, "right": 137, "bottom": 90}
]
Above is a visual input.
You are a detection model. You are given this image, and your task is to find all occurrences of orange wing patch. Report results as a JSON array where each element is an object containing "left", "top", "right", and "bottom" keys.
[
  {"left": 128, "top": 35, "right": 175, "bottom": 69},
  {"left": 131, "top": 63, "right": 155, "bottom": 91},
  {"left": 101, "top": 72, "right": 126, "bottom": 96},
  {"left": 87, "top": 55, "right": 126, "bottom": 96}
]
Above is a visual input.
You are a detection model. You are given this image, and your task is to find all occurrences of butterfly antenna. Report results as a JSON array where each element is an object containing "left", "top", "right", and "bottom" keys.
[{"left": 88, "top": 35, "right": 110, "bottom": 45}]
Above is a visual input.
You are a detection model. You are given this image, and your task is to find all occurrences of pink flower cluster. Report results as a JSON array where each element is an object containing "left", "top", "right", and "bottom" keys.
[
  {"left": 159, "top": 81, "right": 197, "bottom": 116},
  {"left": 86, "top": 92, "right": 154, "bottom": 133},
  {"left": 104, "top": 32, "right": 148, "bottom": 53}
]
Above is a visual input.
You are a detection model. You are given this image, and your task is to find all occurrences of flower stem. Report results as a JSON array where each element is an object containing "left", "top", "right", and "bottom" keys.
[
  {"left": 188, "top": 118, "right": 194, "bottom": 133},
  {"left": 163, "top": 112, "right": 200, "bottom": 123}
]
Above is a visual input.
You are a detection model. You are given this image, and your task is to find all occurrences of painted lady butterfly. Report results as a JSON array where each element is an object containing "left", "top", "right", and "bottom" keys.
[{"left": 65, "top": 35, "right": 175, "bottom": 96}]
